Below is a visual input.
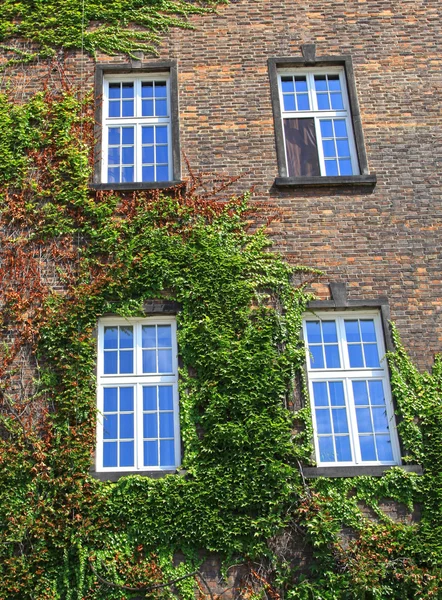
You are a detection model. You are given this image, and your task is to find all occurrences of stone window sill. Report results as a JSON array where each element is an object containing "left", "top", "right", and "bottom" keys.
[
  {"left": 90, "top": 181, "right": 183, "bottom": 192},
  {"left": 91, "top": 469, "right": 186, "bottom": 482},
  {"left": 274, "top": 174, "right": 377, "bottom": 189},
  {"left": 303, "top": 464, "right": 422, "bottom": 479}
]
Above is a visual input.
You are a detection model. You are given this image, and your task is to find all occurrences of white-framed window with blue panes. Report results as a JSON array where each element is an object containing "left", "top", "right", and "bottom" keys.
[
  {"left": 102, "top": 74, "right": 172, "bottom": 184},
  {"left": 96, "top": 317, "right": 180, "bottom": 472},
  {"left": 303, "top": 312, "right": 401, "bottom": 467},
  {"left": 278, "top": 68, "right": 359, "bottom": 177}
]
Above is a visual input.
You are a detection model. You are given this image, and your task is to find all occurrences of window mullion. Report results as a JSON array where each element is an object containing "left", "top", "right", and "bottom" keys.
[{"left": 345, "top": 376, "right": 360, "bottom": 464}]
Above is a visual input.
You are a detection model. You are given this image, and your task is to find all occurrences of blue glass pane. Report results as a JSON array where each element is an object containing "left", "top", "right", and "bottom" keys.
[
  {"left": 329, "top": 381, "right": 345, "bottom": 406},
  {"left": 283, "top": 95, "right": 296, "bottom": 111},
  {"left": 325, "top": 345, "right": 340, "bottom": 368},
  {"left": 109, "top": 101, "right": 120, "bottom": 118},
  {"left": 330, "top": 93, "right": 344, "bottom": 109},
  {"left": 142, "top": 166, "right": 155, "bottom": 182},
  {"left": 160, "top": 412, "right": 174, "bottom": 438},
  {"left": 158, "top": 349, "right": 173, "bottom": 373},
  {"left": 339, "top": 159, "right": 353, "bottom": 176},
  {"left": 108, "top": 128, "right": 120, "bottom": 145},
  {"left": 155, "top": 99, "right": 167, "bottom": 116},
  {"left": 104, "top": 326, "right": 118, "bottom": 349},
  {"left": 104, "top": 388, "right": 118, "bottom": 412},
  {"left": 316, "top": 409, "right": 332, "bottom": 434},
  {"left": 119, "top": 326, "right": 133, "bottom": 348},
  {"left": 158, "top": 325, "right": 172, "bottom": 347},
  {"left": 360, "top": 320, "right": 377, "bottom": 342},
  {"left": 312, "top": 382, "right": 328, "bottom": 407},
  {"left": 143, "top": 386, "right": 157, "bottom": 411},
  {"left": 318, "top": 436, "right": 335, "bottom": 462},
  {"left": 104, "top": 351, "right": 117, "bottom": 374},
  {"left": 314, "top": 76, "right": 327, "bottom": 91},
  {"left": 108, "top": 167, "right": 120, "bottom": 183},
  {"left": 142, "top": 99, "right": 154, "bottom": 116},
  {"left": 369, "top": 381, "right": 384, "bottom": 405},
  {"left": 120, "top": 387, "right": 134, "bottom": 412},
  {"left": 281, "top": 77, "right": 294, "bottom": 92},
  {"left": 345, "top": 320, "right": 360, "bottom": 342},
  {"left": 142, "top": 326, "right": 156, "bottom": 348},
  {"left": 103, "top": 414, "right": 117, "bottom": 439},
  {"left": 328, "top": 76, "right": 341, "bottom": 91},
  {"left": 103, "top": 442, "right": 117, "bottom": 467},
  {"left": 154, "top": 82, "right": 167, "bottom": 97},
  {"left": 325, "top": 160, "right": 338, "bottom": 176},
  {"left": 122, "top": 147, "right": 134, "bottom": 165},
  {"left": 120, "top": 350, "right": 133, "bottom": 374},
  {"left": 122, "top": 127, "right": 134, "bottom": 144},
  {"left": 156, "top": 126, "right": 168, "bottom": 144},
  {"left": 122, "top": 100, "right": 134, "bottom": 117},
  {"left": 144, "top": 413, "right": 158, "bottom": 438},
  {"left": 332, "top": 409, "right": 349, "bottom": 433},
  {"left": 156, "top": 145, "right": 169, "bottom": 164},
  {"left": 120, "top": 414, "right": 134, "bottom": 439},
  {"left": 360, "top": 435, "right": 377, "bottom": 461},
  {"left": 335, "top": 436, "right": 352, "bottom": 462},
  {"left": 353, "top": 380, "right": 369, "bottom": 405},
  {"left": 322, "top": 321, "right": 338, "bottom": 343},
  {"left": 157, "top": 166, "right": 169, "bottom": 181},
  {"left": 108, "top": 83, "right": 120, "bottom": 98},
  {"left": 322, "top": 140, "right": 336, "bottom": 157},
  {"left": 142, "top": 82, "right": 154, "bottom": 97},
  {"left": 295, "top": 77, "right": 308, "bottom": 92},
  {"left": 376, "top": 436, "right": 394, "bottom": 461},
  {"left": 364, "top": 344, "right": 380, "bottom": 368},
  {"left": 142, "top": 126, "right": 154, "bottom": 144},
  {"left": 334, "top": 120, "right": 348, "bottom": 137},
  {"left": 337, "top": 139, "right": 350, "bottom": 157},
  {"left": 144, "top": 441, "right": 158, "bottom": 466},
  {"left": 142, "top": 147, "right": 154, "bottom": 166},
  {"left": 297, "top": 94, "right": 310, "bottom": 110},
  {"left": 309, "top": 345, "right": 324, "bottom": 369},
  {"left": 372, "top": 408, "right": 389, "bottom": 433},
  {"left": 108, "top": 147, "right": 120, "bottom": 165},
  {"left": 306, "top": 321, "right": 321, "bottom": 343},
  {"left": 120, "top": 441, "right": 134, "bottom": 467},
  {"left": 348, "top": 344, "right": 364, "bottom": 368},
  {"left": 159, "top": 386, "right": 173, "bottom": 410},
  {"left": 122, "top": 82, "right": 134, "bottom": 98},
  {"left": 320, "top": 120, "right": 333, "bottom": 138},
  {"left": 143, "top": 349, "right": 156, "bottom": 373},
  {"left": 160, "top": 440, "right": 175, "bottom": 466},
  {"left": 122, "top": 167, "right": 134, "bottom": 182},
  {"left": 356, "top": 408, "right": 372, "bottom": 433},
  {"left": 317, "top": 94, "right": 330, "bottom": 110}
]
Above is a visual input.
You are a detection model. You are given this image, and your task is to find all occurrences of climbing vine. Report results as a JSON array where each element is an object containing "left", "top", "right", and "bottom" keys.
[{"left": 0, "top": 37, "right": 441, "bottom": 600}]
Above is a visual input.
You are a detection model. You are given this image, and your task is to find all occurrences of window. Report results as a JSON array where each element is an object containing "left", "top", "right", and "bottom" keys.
[
  {"left": 96, "top": 318, "right": 180, "bottom": 472},
  {"left": 303, "top": 312, "right": 400, "bottom": 466}
]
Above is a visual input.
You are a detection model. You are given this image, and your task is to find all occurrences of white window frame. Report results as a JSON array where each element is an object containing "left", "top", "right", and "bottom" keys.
[
  {"left": 102, "top": 73, "right": 173, "bottom": 184},
  {"left": 277, "top": 67, "right": 360, "bottom": 177},
  {"left": 96, "top": 316, "right": 180, "bottom": 472},
  {"left": 303, "top": 311, "right": 401, "bottom": 467}
]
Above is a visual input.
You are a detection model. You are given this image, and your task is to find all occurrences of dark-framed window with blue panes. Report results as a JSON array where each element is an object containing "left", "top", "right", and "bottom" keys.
[
  {"left": 303, "top": 311, "right": 401, "bottom": 467},
  {"left": 102, "top": 74, "right": 172, "bottom": 184},
  {"left": 96, "top": 318, "right": 180, "bottom": 472}
]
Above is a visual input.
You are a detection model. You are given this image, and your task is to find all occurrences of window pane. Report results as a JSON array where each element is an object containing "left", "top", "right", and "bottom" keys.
[
  {"left": 360, "top": 435, "right": 377, "bottom": 461},
  {"left": 142, "top": 146, "right": 155, "bottom": 164},
  {"left": 160, "top": 412, "right": 174, "bottom": 437},
  {"left": 121, "top": 82, "right": 134, "bottom": 98},
  {"left": 103, "top": 414, "right": 117, "bottom": 439},
  {"left": 325, "top": 345, "right": 340, "bottom": 368},
  {"left": 104, "top": 326, "right": 118, "bottom": 349},
  {"left": 353, "top": 380, "right": 369, "bottom": 405},
  {"left": 284, "top": 118, "right": 320, "bottom": 177},
  {"left": 143, "top": 349, "right": 156, "bottom": 373},
  {"left": 155, "top": 99, "right": 168, "bottom": 116},
  {"left": 122, "top": 128, "right": 134, "bottom": 144},
  {"left": 157, "top": 325, "right": 172, "bottom": 347},
  {"left": 283, "top": 95, "right": 296, "bottom": 111},
  {"left": 334, "top": 120, "right": 348, "bottom": 137},
  {"left": 104, "top": 351, "right": 118, "bottom": 374},
  {"left": 122, "top": 146, "right": 134, "bottom": 165},
  {"left": 318, "top": 436, "right": 334, "bottom": 462},
  {"left": 320, "top": 120, "right": 333, "bottom": 138},
  {"left": 317, "top": 94, "right": 330, "bottom": 110},
  {"left": 122, "top": 167, "right": 134, "bottom": 183},
  {"left": 316, "top": 409, "right": 332, "bottom": 434},
  {"left": 294, "top": 76, "right": 308, "bottom": 92},
  {"left": 120, "top": 441, "right": 134, "bottom": 467},
  {"left": 339, "top": 159, "right": 353, "bottom": 175},
  {"left": 356, "top": 408, "right": 372, "bottom": 433},
  {"left": 312, "top": 382, "right": 328, "bottom": 406},
  {"left": 329, "top": 381, "right": 345, "bottom": 406},
  {"left": 143, "top": 386, "right": 157, "bottom": 411},
  {"left": 109, "top": 101, "right": 120, "bottom": 118},
  {"left": 104, "top": 388, "right": 118, "bottom": 412},
  {"left": 142, "top": 325, "right": 156, "bottom": 348},
  {"left": 108, "top": 147, "right": 120, "bottom": 165},
  {"left": 281, "top": 76, "right": 294, "bottom": 93},
  {"left": 325, "top": 159, "right": 338, "bottom": 176},
  {"left": 369, "top": 381, "right": 384, "bottom": 404},
  {"left": 103, "top": 442, "right": 117, "bottom": 467},
  {"left": 345, "top": 321, "right": 361, "bottom": 342},
  {"left": 348, "top": 344, "right": 364, "bottom": 368},
  {"left": 159, "top": 386, "right": 173, "bottom": 410},
  {"left": 158, "top": 349, "right": 173, "bottom": 373},
  {"left": 154, "top": 81, "right": 167, "bottom": 97},
  {"left": 322, "top": 140, "right": 336, "bottom": 158},
  {"left": 120, "top": 414, "right": 134, "bottom": 439},
  {"left": 157, "top": 166, "right": 169, "bottom": 181},
  {"left": 142, "top": 166, "right": 155, "bottom": 181},
  {"left": 108, "top": 128, "right": 120, "bottom": 145},
  {"left": 144, "top": 413, "right": 158, "bottom": 438},
  {"left": 306, "top": 321, "right": 321, "bottom": 343},
  {"left": 109, "top": 83, "right": 120, "bottom": 98},
  {"left": 332, "top": 409, "right": 349, "bottom": 433},
  {"left": 142, "top": 126, "right": 154, "bottom": 144},
  {"left": 314, "top": 75, "right": 327, "bottom": 91},
  {"left": 119, "top": 326, "right": 133, "bottom": 348},
  {"left": 336, "top": 139, "right": 350, "bottom": 157},
  {"left": 108, "top": 167, "right": 119, "bottom": 183},
  {"left": 142, "top": 99, "right": 154, "bottom": 116},
  {"left": 335, "top": 436, "right": 352, "bottom": 462},
  {"left": 364, "top": 344, "right": 380, "bottom": 367},
  {"left": 310, "top": 345, "right": 324, "bottom": 369},
  {"left": 322, "top": 321, "right": 338, "bottom": 343},
  {"left": 330, "top": 93, "right": 344, "bottom": 110},
  {"left": 156, "top": 145, "right": 169, "bottom": 164},
  {"left": 372, "top": 408, "right": 389, "bottom": 433},
  {"left": 376, "top": 436, "right": 394, "bottom": 461},
  {"left": 119, "top": 387, "right": 134, "bottom": 412},
  {"left": 144, "top": 441, "right": 158, "bottom": 466},
  {"left": 119, "top": 350, "right": 133, "bottom": 374},
  {"left": 328, "top": 75, "right": 341, "bottom": 91},
  {"left": 156, "top": 126, "right": 168, "bottom": 144},
  {"left": 142, "top": 82, "right": 154, "bottom": 97},
  {"left": 122, "top": 100, "right": 134, "bottom": 117},
  {"left": 160, "top": 440, "right": 175, "bottom": 466},
  {"left": 297, "top": 94, "right": 310, "bottom": 110}
]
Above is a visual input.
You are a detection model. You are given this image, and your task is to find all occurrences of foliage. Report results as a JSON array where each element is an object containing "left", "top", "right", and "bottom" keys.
[{"left": 0, "top": 88, "right": 441, "bottom": 599}]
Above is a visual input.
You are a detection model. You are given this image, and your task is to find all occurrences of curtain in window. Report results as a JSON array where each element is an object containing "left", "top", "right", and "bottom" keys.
[{"left": 283, "top": 118, "right": 320, "bottom": 177}]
